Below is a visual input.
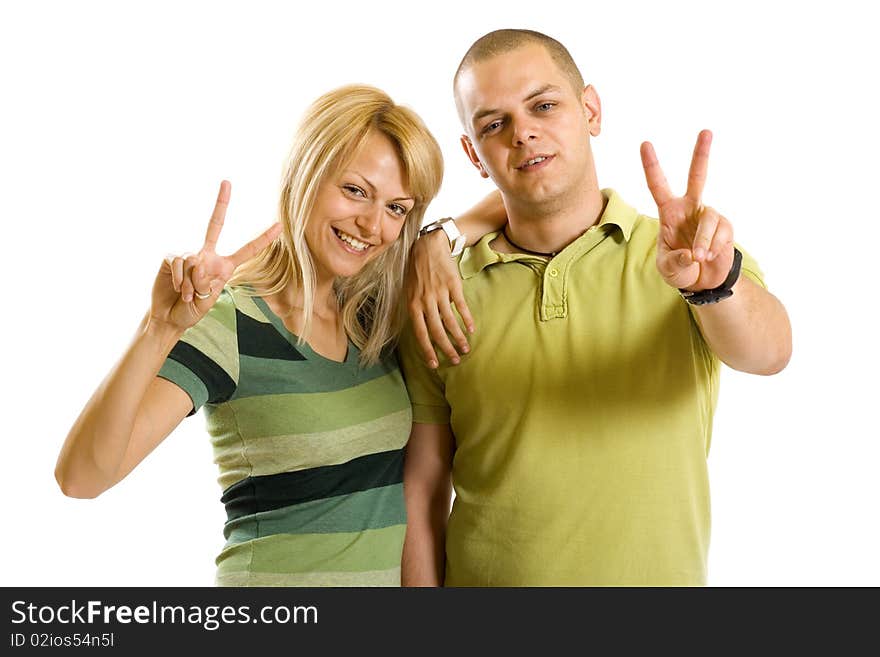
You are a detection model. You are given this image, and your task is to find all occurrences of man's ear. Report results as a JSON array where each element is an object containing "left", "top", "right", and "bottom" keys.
[
  {"left": 582, "top": 85, "right": 602, "bottom": 137},
  {"left": 461, "top": 134, "right": 490, "bottom": 179}
]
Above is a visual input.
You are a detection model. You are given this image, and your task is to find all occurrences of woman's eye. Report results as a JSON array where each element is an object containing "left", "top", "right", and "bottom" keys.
[
  {"left": 343, "top": 184, "right": 366, "bottom": 197},
  {"left": 388, "top": 204, "right": 408, "bottom": 217}
]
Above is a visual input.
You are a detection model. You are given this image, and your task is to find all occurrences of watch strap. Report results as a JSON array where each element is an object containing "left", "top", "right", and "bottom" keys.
[
  {"left": 679, "top": 247, "right": 743, "bottom": 306},
  {"left": 419, "top": 217, "right": 467, "bottom": 257}
]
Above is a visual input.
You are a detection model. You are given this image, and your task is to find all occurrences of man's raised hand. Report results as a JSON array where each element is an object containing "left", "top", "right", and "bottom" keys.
[{"left": 640, "top": 130, "right": 735, "bottom": 292}]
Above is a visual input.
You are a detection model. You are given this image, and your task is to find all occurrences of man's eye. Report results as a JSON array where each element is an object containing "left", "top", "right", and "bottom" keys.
[
  {"left": 536, "top": 102, "right": 555, "bottom": 112},
  {"left": 482, "top": 120, "right": 502, "bottom": 134}
]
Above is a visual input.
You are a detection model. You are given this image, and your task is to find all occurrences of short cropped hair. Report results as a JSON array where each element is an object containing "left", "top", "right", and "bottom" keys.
[{"left": 453, "top": 29, "right": 585, "bottom": 125}]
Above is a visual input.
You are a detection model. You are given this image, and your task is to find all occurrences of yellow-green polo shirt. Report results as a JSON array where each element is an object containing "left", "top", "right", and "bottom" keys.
[{"left": 398, "top": 189, "right": 765, "bottom": 586}]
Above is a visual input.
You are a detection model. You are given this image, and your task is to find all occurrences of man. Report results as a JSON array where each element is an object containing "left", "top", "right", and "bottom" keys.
[{"left": 399, "top": 29, "right": 792, "bottom": 586}]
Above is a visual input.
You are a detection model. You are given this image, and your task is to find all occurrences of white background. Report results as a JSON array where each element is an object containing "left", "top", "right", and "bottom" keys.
[{"left": 2, "top": 0, "right": 877, "bottom": 586}]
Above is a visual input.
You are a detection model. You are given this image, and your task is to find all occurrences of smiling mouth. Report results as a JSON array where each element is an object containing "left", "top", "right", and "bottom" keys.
[
  {"left": 517, "top": 155, "right": 554, "bottom": 171},
  {"left": 333, "top": 227, "right": 372, "bottom": 253}
]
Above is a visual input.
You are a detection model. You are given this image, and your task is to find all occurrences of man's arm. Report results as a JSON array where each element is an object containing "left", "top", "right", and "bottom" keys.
[
  {"left": 641, "top": 131, "right": 792, "bottom": 375},
  {"left": 691, "top": 276, "right": 791, "bottom": 374},
  {"left": 453, "top": 188, "right": 506, "bottom": 245},
  {"left": 402, "top": 422, "right": 454, "bottom": 586}
]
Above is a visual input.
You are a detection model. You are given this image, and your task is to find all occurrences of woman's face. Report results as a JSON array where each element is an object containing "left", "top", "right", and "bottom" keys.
[{"left": 305, "top": 130, "right": 414, "bottom": 283}]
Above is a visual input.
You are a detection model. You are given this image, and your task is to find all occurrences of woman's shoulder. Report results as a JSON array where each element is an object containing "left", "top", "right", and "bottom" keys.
[{"left": 220, "top": 285, "right": 274, "bottom": 324}]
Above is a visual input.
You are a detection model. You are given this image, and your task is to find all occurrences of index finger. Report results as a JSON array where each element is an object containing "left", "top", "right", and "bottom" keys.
[
  {"left": 640, "top": 141, "right": 674, "bottom": 206},
  {"left": 228, "top": 222, "right": 283, "bottom": 267},
  {"left": 203, "top": 180, "right": 231, "bottom": 253},
  {"left": 685, "top": 129, "right": 712, "bottom": 203}
]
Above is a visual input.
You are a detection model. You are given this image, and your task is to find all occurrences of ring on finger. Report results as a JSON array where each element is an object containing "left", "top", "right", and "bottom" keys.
[{"left": 194, "top": 287, "right": 212, "bottom": 300}]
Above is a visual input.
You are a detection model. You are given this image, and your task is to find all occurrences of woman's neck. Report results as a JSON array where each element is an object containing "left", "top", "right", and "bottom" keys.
[{"left": 266, "top": 277, "right": 338, "bottom": 324}]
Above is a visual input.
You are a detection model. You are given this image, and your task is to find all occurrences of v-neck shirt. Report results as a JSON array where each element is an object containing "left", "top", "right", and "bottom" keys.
[{"left": 252, "top": 295, "right": 353, "bottom": 365}]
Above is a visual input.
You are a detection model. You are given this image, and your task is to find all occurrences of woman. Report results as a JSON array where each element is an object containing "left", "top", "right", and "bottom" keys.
[{"left": 55, "top": 84, "right": 453, "bottom": 586}]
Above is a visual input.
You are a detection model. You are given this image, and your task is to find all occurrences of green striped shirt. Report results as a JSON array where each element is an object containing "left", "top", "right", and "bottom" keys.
[{"left": 158, "top": 287, "right": 411, "bottom": 586}]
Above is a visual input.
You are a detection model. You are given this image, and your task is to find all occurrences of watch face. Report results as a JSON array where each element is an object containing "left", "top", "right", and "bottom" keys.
[{"left": 441, "top": 220, "right": 461, "bottom": 240}]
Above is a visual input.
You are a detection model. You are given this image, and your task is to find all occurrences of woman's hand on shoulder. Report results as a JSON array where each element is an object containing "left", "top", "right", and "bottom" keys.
[{"left": 149, "top": 180, "right": 282, "bottom": 332}]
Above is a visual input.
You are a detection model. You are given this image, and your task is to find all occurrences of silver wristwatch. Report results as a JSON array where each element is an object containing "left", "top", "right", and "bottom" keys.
[{"left": 418, "top": 217, "right": 467, "bottom": 257}]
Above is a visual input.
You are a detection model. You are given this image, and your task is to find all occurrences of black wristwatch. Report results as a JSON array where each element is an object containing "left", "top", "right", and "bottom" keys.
[{"left": 679, "top": 248, "right": 743, "bottom": 306}]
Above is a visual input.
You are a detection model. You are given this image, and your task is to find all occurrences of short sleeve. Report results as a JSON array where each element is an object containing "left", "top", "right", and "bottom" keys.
[
  {"left": 396, "top": 321, "right": 451, "bottom": 424},
  {"left": 157, "top": 288, "right": 240, "bottom": 415},
  {"left": 684, "top": 242, "right": 766, "bottom": 326},
  {"left": 736, "top": 242, "right": 766, "bottom": 289}
]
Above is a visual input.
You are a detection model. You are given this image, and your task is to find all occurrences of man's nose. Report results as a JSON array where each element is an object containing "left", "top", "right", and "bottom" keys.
[{"left": 510, "top": 115, "right": 538, "bottom": 146}]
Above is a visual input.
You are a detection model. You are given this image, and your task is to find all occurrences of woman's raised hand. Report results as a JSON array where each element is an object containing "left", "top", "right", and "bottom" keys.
[{"left": 150, "top": 180, "right": 282, "bottom": 332}]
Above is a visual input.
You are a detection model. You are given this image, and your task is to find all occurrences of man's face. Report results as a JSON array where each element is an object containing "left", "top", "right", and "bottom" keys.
[{"left": 456, "top": 43, "right": 600, "bottom": 212}]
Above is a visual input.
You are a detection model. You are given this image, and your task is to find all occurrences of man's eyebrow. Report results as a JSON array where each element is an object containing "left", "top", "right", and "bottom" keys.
[
  {"left": 344, "top": 171, "right": 413, "bottom": 202},
  {"left": 472, "top": 106, "right": 502, "bottom": 124},
  {"left": 524, "top": 84, "right": 562, "bottom": 101},
  {"left": 471, "top": 84, "right": 564, "bottom": 124}
]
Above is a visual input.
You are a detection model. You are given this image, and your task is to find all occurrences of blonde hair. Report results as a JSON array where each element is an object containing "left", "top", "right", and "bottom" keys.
[{"left": 229, "top": 85, "right": 443, "bottom": 366}]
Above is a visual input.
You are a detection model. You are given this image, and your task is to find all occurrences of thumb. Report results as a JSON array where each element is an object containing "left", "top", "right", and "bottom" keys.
[
  {"left": 209, "top": 279, "right": 224, "bottom": 299},
  {"left": 657, "top": 248, "right": 693, "bottom": 278},
  {"left": 658, "top": 248, "right": 699, "bottom": 289}
]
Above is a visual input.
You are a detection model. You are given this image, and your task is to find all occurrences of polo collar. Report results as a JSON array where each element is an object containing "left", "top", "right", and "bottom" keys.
[{"left": 460, "top": 188, "right": 638, "bottom": 280}]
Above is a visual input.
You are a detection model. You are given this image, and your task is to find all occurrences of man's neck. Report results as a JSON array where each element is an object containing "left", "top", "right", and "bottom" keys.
[{"left": 498, "top": 184, "right": 607, "bottom": 256}]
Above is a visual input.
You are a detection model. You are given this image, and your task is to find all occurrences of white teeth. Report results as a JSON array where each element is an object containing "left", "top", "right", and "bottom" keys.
[
  {"left": 525, "top": 156, "right": 547, "bottom": 166},
  {"left": 334, "top": 228, "right": 369, "bottom": 251}
]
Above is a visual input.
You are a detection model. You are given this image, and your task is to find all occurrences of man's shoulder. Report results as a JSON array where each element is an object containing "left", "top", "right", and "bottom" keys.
[
  {"left": 629, "top": 212, "right": 660, "bottom": 244},
  {"left": 457, "top": 231, "right": 505, "bottom": 281}
]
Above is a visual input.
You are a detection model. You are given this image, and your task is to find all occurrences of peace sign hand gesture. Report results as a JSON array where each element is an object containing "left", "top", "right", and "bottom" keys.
[
  {"left": 640, "top": 130, "right": 734, "bottom": 292},
  {"left": 150, "top": 180, "right": 282, "bottom": 332}
]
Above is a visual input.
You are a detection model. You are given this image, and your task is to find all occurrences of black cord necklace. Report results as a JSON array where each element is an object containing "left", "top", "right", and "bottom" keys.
[{"left": 502, "top": 228, "right": 558, "bottom": 257}]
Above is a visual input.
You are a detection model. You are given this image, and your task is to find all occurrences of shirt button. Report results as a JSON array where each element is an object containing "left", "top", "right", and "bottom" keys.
[{"left": 548, "top": 268, "right": 559, "bottom": 277}]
